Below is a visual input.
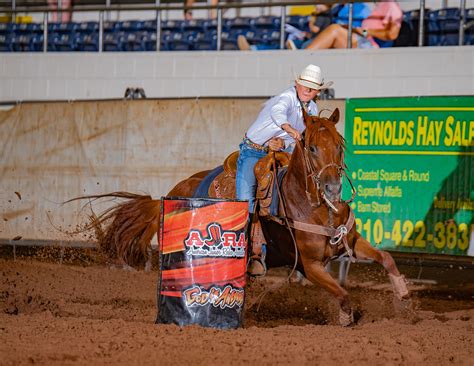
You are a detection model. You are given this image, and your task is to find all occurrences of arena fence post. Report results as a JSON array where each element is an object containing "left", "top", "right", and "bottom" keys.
[
  {"left": 216, "top": 7, "right": 222, "bottom": 51},
  {"left": 156, "top": 7, "right": 161, "bottom": 51},
  {"left": 99, "top": 10, "right": 104, "bottom": 53},
  {"left": 347, "top": 2, "right": 353, "bottom": 49},
  {"left": 279, "top": 5, "right": 286, "bottom": 50},
  {"left": 43, "top": 12, "right": 48, "bottom": 52},
  {"left": 418, "top": 0, "right": 426, "bottom": 46},
  {"left": 459, "top": 0, "right": 466, "bottom": 45}
]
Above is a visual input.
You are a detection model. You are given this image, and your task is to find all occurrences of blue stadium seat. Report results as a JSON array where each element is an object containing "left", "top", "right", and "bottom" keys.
[
  {"left": 163, "top": 31, "right": 191, "bottom": 51},
  {"left": 210, "top": 30, "right": 238, "bottom": 50},
  {"left": 104, "top": 21, "right": 120, "bottom": 34},
  {"left": 0, "top": 33, "right": 13, "bottom": 51},
  {"left": 142, "top": 32, "right": 155, "bottom": 50},
  {"left": 77, "top": 22, "right": 98, "bottom": 35},
  {"left": 162, "top": 20, "right": 183, "bottom": 32},
  {"left": 226, "top": 17, "right": 252, "bottom": 31},
  {"left": 52, "top": 22, "right": 78, "bottom": 35},
  {"left": 258, "top": 29, "right": 281, "bottom": 49},
  {"left": 13, "top": 22, "right": 42, "bottom": 35},
  {"left": 0, "top": 22, "right": 13, "bottom": 35},
  {"left": 119, "top": 20, "right": 145, "bottom": 33},
  {"left": 438, "top": 8, "right": 461, "bottom": 32},
  {"left": 465, "top": 8, "right": 474, "bottom": 45},
  {"left": 46, "top": 32, "right": 60, "bottom": 51},
  {"left": 202, "top": 19, "right": 219, "bottom": 32},
  {"left": 29, "top": 34, "right": 44, "bottom": 51},
  {"left": 103, "top": 32, "right": 122, "bottom": 51},
  {"left": 54, "top": 33, "right": 76, "bottom": 51},
  {"left": 252, "top": 16, "right": 281, "bottom": 31},
  {"left": 120, "top": 32, "right": 146, "bottom": 51},
  {"left": 76, "top": 33, "right": 99, "bottom": 51},
  {"left": 286, "top": 16, "right": 309, "bottom": 33},
  {"left": 182, "top": 19, "right": 205, "bottom": 33},
  {"left": 193, "top": 40, "right": 214, "bottom": 50},
  {"left": 241, "top": 29, "right": 261, "bottom": 43},
  {"left": 428, "top": 8, "right": 461, "bottom": 46},
  {"left": 142, "top": 32, "right": 166, "bottom": 51},
  {"left": 143, "top": 20, "right": 157, "bottom": 33},
  {"left": 11, "top": 33, "right": 42, "bottom": 52}
]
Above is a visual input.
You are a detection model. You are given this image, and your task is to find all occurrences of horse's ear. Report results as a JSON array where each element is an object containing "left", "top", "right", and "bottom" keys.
[{"left": 328, "top": 108, "right": 340, "bottom": 124}]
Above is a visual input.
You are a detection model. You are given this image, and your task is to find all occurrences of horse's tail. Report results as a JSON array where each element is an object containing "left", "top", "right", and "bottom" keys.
[{"left": 67, "top": 192, "right": 160, "bottom": 267}]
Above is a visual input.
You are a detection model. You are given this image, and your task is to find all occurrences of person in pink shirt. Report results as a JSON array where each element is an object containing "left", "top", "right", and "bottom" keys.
[
  {"left": 300, "top": 1, "right": 403, "bottom": 50},
  {"left": 47, "top": 0, "right": 72, "bottom": 23}
]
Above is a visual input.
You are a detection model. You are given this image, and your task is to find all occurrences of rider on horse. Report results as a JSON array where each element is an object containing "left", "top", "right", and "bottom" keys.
[{"left": 236, "top": 64, "right": 333, "bottom": 276}]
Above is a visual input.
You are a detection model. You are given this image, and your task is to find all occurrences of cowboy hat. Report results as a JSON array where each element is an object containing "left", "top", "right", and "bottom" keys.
[{"left": 295, "top": 64, "right": 333, "bottom": 90}]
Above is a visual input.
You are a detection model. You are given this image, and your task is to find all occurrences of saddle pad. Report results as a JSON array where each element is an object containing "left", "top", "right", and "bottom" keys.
[{"left": 193, "top": 165, "right": 224, "bottom": 198}]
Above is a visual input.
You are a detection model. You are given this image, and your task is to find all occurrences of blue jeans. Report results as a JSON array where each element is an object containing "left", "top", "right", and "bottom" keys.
[
  {"left": 236, "top": 141, "right": 293, "bottom": 213},
  {"left": 236, "top": 142, "right": 268, "bottom": 213}
]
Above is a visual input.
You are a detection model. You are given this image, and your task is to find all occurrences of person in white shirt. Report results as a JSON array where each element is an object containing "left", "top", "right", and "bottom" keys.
[{"left": 237, "top": 64, "right": 333, "bottom": 275}]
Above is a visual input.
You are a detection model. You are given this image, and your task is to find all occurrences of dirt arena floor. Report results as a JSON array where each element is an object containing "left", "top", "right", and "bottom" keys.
[{"left": 1, "top": 250, "right": 473, "bottom": 366}]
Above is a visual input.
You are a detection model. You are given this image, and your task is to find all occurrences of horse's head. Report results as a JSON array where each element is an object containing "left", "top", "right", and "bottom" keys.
[{"left": 300, "top": 108, "right": 346, "bottom": 210}]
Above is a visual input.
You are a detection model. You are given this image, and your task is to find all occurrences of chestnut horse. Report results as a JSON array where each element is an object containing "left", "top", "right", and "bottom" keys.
[{"left": 79, "top": 107, "right": 410, "bottom": 326}]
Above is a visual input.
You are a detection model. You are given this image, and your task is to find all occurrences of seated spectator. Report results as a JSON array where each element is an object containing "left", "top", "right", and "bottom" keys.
[
  {"left": 48, "top": 0, "right": 72, "bottom": 23},
  {"left": 238, "top": 4, "right": 333, "bottom": 51},
  {"left": 296, "top": 1, "right": 402, "bottom": 50},
  {"left": 287, "top": 5, "right": 331, "bottom": 50},
  {"left": 287, "top": 2, "right": 371, "bottom": 49}
]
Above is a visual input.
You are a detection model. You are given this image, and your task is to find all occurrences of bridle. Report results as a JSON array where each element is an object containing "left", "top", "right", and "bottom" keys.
[{"left": 298, "top": 132, "right": 356, "bottom": 213}]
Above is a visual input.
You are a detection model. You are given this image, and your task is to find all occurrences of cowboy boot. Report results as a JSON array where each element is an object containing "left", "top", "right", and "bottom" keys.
[{"left": 247, "top": 218, "right": 267, "bottom": 276}]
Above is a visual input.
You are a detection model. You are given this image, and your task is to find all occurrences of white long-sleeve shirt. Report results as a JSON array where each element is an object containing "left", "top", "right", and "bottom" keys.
[{"left": 245, "top": 87, "right": 318, "bottom": 148}]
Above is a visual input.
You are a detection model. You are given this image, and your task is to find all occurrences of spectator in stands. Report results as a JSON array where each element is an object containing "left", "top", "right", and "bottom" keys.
[
  {"left": 238, "top": 5, "right": 332, "bottom": 51},
  {"left": 48, "top": 0, "right": 72, "bottom": 23},
  {"left": 292, "top": 1, "right": 402, "bottom": 50},
  {"left": 238, "top": 3, "right": 371, "bottom": 51},
  {"left": 286, "top": 5, "right": 331, "bottom": 50},
  {"left": 287, "top": 2, "right": 371, "bottom": 49},
  {"left": 184, "top": 0, "right": 218, "bottom": 20},
  {"left": 238, "top": 64, "right": 332, "bottom": 276}
]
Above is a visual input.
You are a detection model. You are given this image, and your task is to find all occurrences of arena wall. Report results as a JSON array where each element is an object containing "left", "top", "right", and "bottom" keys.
[
  {"left": 0, "top": 98, "right": 344, "bottom": 241},
  {"left": 1, "top": 46, "right": 473, "bottom": 102}
]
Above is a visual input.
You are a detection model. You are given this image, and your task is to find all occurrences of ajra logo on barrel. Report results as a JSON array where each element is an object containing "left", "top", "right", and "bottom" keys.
[{"left": 184, "top": 222, "right": 246, "bottom": 258}]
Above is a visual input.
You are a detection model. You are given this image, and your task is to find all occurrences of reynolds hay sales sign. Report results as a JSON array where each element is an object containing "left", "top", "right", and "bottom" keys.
[
  {"left": 344, "top": 96, "right": 473, "bottom": 257},
  {"left": 156, "top": 197, "right": 249, "bottom": 329}
]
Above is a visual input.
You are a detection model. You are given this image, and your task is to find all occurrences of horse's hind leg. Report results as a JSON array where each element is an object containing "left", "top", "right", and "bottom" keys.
[
  {"left": 354, "top": 237, "right": 410, "bottom": 301},
  {"left": 303, "top": 260, "right": 354, "bottom": 326}
]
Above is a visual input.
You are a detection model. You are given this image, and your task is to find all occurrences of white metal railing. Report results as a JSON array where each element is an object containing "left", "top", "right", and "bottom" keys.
[{"left": 0, "top": 0, "right": 471, "bottom": 51}]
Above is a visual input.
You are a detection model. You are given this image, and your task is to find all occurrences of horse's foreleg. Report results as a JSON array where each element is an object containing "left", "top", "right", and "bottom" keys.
[
  {"left": 303, "top": 260, "right": 353, "bottom": 326},
  {"left": 354, "top": 237, "right": 409, "bottom": 300}
]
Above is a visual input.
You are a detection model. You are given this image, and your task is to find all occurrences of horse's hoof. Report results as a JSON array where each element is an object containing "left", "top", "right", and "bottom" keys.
[
  {"left": 339, "top": 308, "right": 354, "bottom": 327},
  {"left": 389, "top": 273, "right": 410, "bottom": 300},
  {"left": 247, "top": 259, "right": 267, "bottom": 277}
]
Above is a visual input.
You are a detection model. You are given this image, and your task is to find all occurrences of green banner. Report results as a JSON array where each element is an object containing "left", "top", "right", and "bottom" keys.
[{"left": 344, "top": 96, "right": 473, "bottom": 257}]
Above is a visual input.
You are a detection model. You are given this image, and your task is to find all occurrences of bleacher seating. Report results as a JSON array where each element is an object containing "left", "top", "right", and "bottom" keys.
[{"left": 0, "top": 8, "right": 472, "bottom": 52}]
